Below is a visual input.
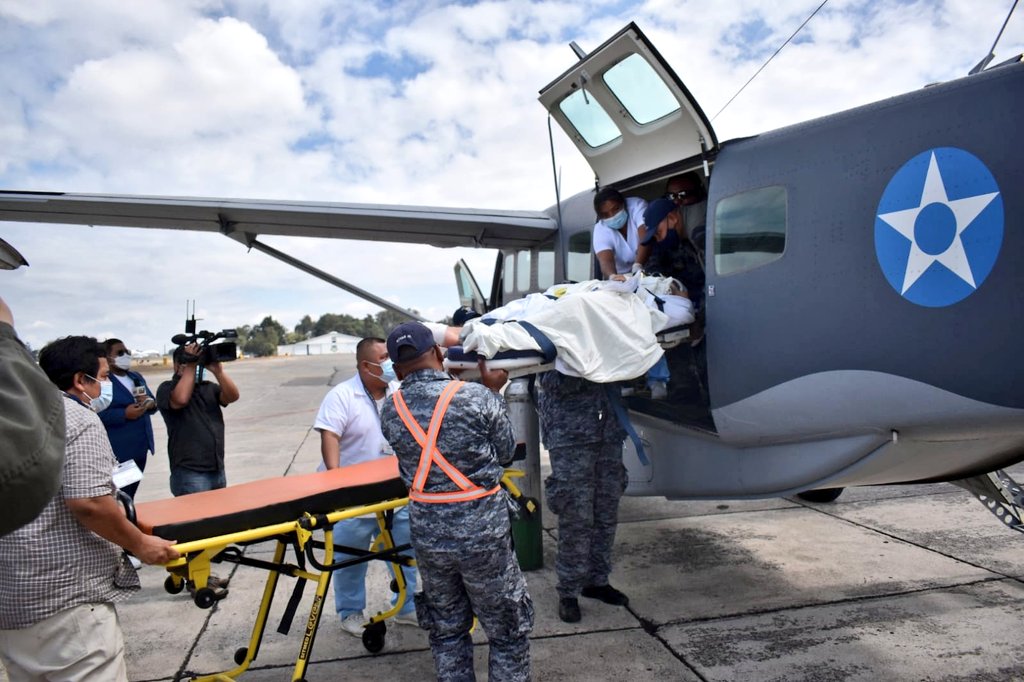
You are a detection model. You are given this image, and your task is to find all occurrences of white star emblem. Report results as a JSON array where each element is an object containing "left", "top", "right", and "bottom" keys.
[{"left": 877, "top": 152, "right": 999, "bottom": 294}]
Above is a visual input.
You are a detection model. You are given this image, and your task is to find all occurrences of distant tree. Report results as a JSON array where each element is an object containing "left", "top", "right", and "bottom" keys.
[
  {"left": 375, "top": 309, "right": 418, "bottom": 336},
  {"left": 295, "top": 315, "right": 315, "bottom": 338}
]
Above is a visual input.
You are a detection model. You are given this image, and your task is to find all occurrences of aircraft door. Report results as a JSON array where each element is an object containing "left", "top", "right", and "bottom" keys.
[
  {"left": 454, "top": 258, "right": 487, "bottom": 314},
  {"left": 538, "top": 22, "right": 718, "bottom": 187}
]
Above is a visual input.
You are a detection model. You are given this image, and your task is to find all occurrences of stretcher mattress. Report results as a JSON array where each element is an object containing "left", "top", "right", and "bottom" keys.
[
  {"left": 135, "top": 458, "right": 407, "bottom": 543},
  {"left": 445, "top": 346, "right": 544, "bottom": 371}
]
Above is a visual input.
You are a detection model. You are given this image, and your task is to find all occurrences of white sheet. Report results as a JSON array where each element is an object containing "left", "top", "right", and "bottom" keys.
[{"left": 460, "top": 274, "right": 693, "bottom": 383}]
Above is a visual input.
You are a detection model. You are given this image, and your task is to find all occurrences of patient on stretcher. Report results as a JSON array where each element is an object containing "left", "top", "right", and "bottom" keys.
[{"left": 454, "top": 273, "right": 692, "bottom": 384}]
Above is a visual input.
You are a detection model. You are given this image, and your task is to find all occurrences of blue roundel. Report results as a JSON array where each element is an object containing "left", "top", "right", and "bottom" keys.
[{"left": 874, "top": 147, "right": 1003, "bottom": 307}]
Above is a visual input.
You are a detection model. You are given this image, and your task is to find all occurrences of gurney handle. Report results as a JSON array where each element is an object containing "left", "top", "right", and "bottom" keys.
[{"left": 118, "top": 489, "right": 137, "bottom": 526}]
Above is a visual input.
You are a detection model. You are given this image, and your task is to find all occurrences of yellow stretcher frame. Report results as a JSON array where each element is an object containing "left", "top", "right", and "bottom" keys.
[
  {"left": 162, "top": 496, "right": 412, "bottom": 682},
  {"left": 155, "top": 469, "right": 533, "bottom": 682}
]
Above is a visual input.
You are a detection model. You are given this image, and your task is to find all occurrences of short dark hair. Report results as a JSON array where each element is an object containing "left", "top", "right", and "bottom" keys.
[
  {"left": 356, "top": 337, "right": 386, "bottom": 362},
  {"left": 38, "top": 336, "right": 104, "bottom": 390},
  {"left": 103, "top": 338, "right": 124, "bottom": 354},
  {"left": 593, "top": 187, "right": 625, "bottom": 215}
]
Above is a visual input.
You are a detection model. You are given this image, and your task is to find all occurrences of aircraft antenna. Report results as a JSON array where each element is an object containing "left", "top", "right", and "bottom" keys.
[
  {"left": 711, "top": 0, "right": 829, "bottom": 122},
  {"left": 547, "top": 116, "right": 566, "bottom": 238},
  {"left": 970, "top": 0, "right": 1020, "bottom": 74}
]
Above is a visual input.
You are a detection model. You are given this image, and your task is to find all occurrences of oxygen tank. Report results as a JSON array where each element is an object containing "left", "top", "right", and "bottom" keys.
[{"left": 504, "top": 377, "right": 544, "bottom": 570}]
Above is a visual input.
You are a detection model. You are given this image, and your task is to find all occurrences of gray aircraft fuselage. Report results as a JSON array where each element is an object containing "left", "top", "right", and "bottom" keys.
[{"left": 516, "top": 58, "right": 1024, "bottom": 499}]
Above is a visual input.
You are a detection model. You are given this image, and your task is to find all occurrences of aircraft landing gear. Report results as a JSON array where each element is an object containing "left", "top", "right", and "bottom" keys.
[
  {"left": 952, "top": 469, "right": 1024, "bottom": 533},
  {"left": 796, "top": 487, "right": 844, "bottom": 503}
]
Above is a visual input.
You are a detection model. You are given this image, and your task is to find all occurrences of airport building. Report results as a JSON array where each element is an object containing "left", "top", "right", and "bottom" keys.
[{"left": 276, "top": 331, "right": 361, "bottom": 356}]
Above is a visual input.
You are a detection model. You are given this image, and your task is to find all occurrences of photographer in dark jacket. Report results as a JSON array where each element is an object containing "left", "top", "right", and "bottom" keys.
[
  {"left": 156, "top": 343, "right": 239, "bottom": 496},
  {"left": 156, "top": 342, "right": 239, "bottom": 597}
]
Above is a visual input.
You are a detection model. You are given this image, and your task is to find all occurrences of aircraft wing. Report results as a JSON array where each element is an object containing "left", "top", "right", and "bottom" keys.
[{"left": 0, "top": 191, "right": 557, "bottom": 249}]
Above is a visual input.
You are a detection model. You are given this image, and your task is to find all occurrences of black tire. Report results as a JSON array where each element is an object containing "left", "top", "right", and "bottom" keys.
[
  {"left": 164, "top": 576, "right": 185, "bottom": 594},
  {"left": 233, "top": 647, "right": 248, "bottom": 665},
  {"left": 362, "top": 621, "right": 386, "bottom": 653},
  {"left": 797, "top": 487, "right": 845, "bottom": 503},
  {"left": 390, "top": 578, "right": 399, "bottom": 594},
  {"left": 193, "top": 587, "right": 218, "bottom": 609}
]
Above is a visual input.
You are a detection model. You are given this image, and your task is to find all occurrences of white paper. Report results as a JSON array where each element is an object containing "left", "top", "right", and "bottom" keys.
[{"left": 112, "top": 460, "right": 144, "bottom": 489}]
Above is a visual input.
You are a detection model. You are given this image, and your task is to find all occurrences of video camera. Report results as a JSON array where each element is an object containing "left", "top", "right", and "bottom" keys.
[{"left": 171, "top": 308, "right": 238, "bottom": 365}]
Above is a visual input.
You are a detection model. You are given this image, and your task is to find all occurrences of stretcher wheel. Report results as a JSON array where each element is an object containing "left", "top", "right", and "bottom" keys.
[
  {"left": 362, "top": 621, "right": 386, "bottom": 653},
  {"left": 193, "top": 587, "right": 219, "bottom": 609},
  {"left": 233, "top": 647, "right": 248, "bottom": 665},
  {"left": 164, "top": 576, "right": 185, "bottom": 595}
]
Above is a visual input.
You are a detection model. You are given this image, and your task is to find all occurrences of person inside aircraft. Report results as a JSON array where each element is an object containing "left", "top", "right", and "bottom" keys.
[
  {"left": 592, "top": 187, "right": 648, "bottom": 279},
  {"left": 664, "top": 171, "right": 708, "bottom": 255},
  {"left": 640, "top": 197, "right": 709, "bottom": 406}
]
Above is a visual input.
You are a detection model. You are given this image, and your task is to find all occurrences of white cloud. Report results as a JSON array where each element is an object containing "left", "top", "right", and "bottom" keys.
[{"left": 1, "top": 0, "right": 1021, "bottom": 351}]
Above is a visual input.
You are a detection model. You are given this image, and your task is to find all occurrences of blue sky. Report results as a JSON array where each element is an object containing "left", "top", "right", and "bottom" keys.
[{"left": 1, "top": 0, "right": 1021, "bottom": 352}]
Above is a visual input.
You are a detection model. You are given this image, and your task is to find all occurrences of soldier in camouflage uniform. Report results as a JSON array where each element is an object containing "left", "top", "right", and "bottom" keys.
[
  {"left": 380, "top": 322, "right": 533, "bottom": 682},
  {"left": 536, "top": 371, "right": 630, "bottom": 623}
]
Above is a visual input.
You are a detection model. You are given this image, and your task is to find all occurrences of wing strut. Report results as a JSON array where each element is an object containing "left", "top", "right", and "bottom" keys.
[{"left": 218, "top": 215, "right": 426, "bottom": 322}]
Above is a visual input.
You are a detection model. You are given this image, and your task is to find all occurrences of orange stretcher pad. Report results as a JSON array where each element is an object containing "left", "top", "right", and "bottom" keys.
[
  {"left": 135, "top": 457, "right": 407, "bottom": 543},
  {"left": 131, "top": 458, "right": 414, "bottom": 681}
]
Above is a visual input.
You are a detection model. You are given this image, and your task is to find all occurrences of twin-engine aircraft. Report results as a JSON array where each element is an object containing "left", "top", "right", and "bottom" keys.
[{"left": 2, "top": 24, "right": 1022, "bottom": 520}]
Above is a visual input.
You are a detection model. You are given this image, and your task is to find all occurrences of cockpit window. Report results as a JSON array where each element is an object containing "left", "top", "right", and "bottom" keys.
[
  {"left": 558, "top": 88, "right": 621, "bottom": 148},
  {"left": 603, "top": 54, "right": 680, "bottom": 125}
]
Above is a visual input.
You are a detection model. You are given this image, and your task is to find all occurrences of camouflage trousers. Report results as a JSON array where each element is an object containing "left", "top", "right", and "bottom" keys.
[
  {"left": 545, "top": 441, "right": 628, "bottom": 599},
  {"left": 414, "top": 534, "right": 534, "bottom": 682}
]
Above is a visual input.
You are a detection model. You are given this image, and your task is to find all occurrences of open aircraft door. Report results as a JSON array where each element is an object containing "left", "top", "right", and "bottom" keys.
[
  {"left": 454, "top": 258, "right": 487, "bottom": 315},
  {"left": 538, "top": 22, "right": 719, "bottom": 186}
]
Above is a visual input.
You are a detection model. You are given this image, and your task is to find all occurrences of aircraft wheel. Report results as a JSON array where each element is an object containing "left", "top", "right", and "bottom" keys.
[
  {"left": 234, "top": 647, "right": 248, "bottom": 665},
  {"left": 390, "top": 578, "right": 399, "bottom": 594},
  {"left": 164, "top": 576, "right": 185, "bottom": 594},
  {"left": 362, "top": 621, "right": 386, "bottom": 653},
  {"left": 797, "top": 487, "right": 845, "bottom": 503}
]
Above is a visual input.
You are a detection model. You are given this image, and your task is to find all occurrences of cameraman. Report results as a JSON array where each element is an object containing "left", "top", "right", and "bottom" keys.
[{"left": 156, "top": 343, "right": 240, "bottom": 496}]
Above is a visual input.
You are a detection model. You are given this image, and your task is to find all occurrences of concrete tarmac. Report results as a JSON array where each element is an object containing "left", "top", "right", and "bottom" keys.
[{"left": 5, "top": 353, "right": 1024, "bottom": 681}]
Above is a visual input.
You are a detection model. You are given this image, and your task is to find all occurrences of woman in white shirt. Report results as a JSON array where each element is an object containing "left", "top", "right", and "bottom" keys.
[{"left": 592, "top": 188, "right": 648, "bottom": 279}]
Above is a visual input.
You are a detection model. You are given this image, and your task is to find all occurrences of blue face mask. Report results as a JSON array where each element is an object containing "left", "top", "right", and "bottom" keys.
[
  {"left": 602, "top": 209, "right": 628, "bottom": 231},
  {"left": 368, "top": 359, "right": 397, "bottom": 383},
  {"left": 84, "top": 375, "right": 113, "bottom": 413}
]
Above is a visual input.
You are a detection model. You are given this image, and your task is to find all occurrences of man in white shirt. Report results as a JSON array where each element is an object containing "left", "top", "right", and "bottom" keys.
[{"left": 313, "top": 337, "right": 418, "bottom": 635}]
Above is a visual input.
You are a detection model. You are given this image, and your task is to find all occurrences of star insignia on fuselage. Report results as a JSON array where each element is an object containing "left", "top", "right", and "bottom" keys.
[{"left": 877, "top": 152, "right": 999, "bottom": 295}]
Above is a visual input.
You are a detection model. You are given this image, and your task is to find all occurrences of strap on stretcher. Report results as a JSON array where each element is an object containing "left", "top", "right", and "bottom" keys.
[{"left": 604, "top": 385, "right": 650, "bottom": 466}]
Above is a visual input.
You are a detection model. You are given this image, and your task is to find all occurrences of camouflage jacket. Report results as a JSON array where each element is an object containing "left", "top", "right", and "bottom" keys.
[
  {"left": 536, "top": 371, "right": 627, "bottom": 450},
  {"left": 381, "top": 368, "right": 516, "bottom": 551}
]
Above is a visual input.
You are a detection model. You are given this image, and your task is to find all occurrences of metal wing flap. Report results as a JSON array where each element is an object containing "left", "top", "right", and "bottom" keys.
[{"left": 0, "top": 191, "right": 556, "bottom": 249}]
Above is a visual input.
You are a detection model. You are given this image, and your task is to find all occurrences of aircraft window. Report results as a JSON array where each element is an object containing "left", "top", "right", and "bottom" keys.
[
  {"left": 714, "top": 186, "right": 787, "bottom": 276},
  {"left": 538, "top": 245, "right": 555, "bottom": 290},
  {"left": 567, "top": 231, "right": 592, "bottom": 283},
  {"left": 559, "top": 89, "right": 621, "bottom": 148},
  {"left": 516, "top": 249, "right": 532, "bottom": 291},
  {"left": 603, "top": 54, "right": 680, "bottom": 125},
  {"left": 503, "top": 252, "right": 516, "bottom": 295}
]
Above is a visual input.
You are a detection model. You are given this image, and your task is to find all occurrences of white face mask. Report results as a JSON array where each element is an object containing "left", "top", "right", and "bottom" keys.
[
  {"left": 113, "top": 354, "right": 132, "bottom": 371},
  {"left": 84, "top": 375, "right": 113, "bottom": 413}
]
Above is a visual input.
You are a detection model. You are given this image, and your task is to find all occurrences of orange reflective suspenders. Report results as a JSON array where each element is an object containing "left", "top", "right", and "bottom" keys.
[{"left": 391, "top": 380, "right": 501, "bottom": 503}]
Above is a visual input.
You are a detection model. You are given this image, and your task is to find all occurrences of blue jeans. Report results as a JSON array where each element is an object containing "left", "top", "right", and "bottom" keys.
[
  {"left": 646, "top": 355, "right": 670, "bottom": 388},
  {"left": 169, "top": 468, "right": 226, "bottom": 497},
  {"left": 333, "top": 507, "right": 416, "bottom": 619}
]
